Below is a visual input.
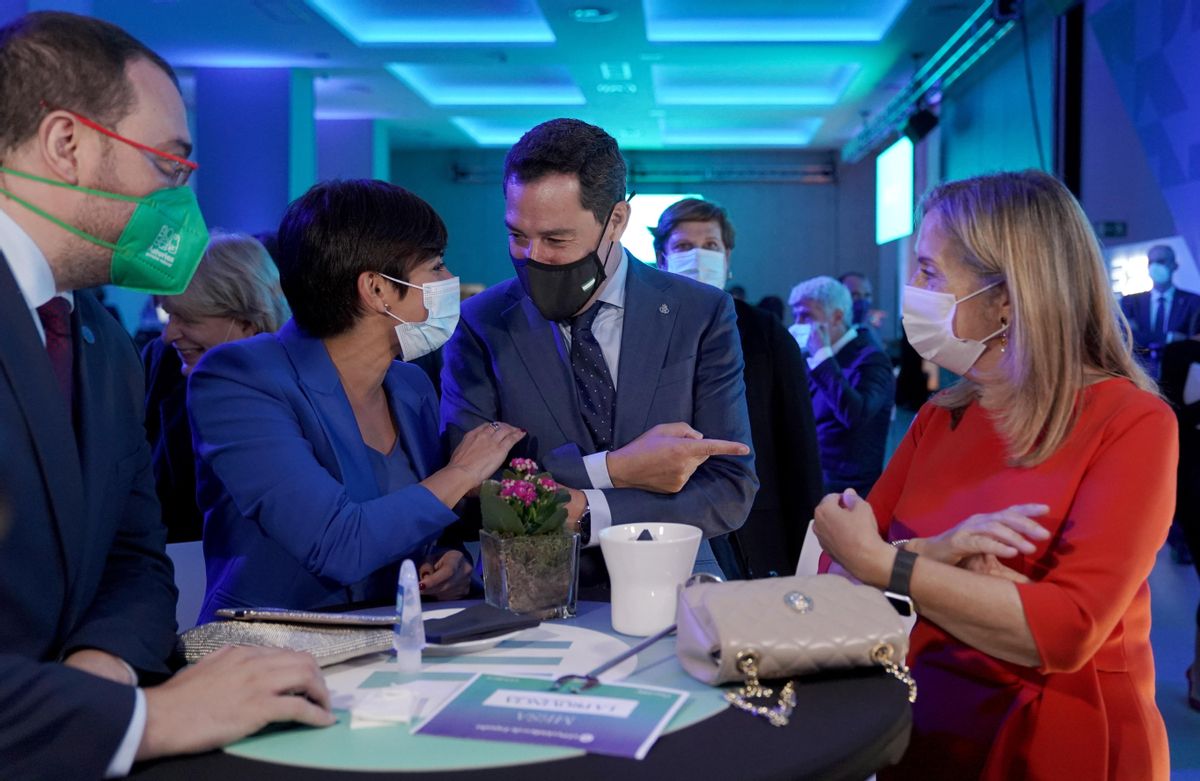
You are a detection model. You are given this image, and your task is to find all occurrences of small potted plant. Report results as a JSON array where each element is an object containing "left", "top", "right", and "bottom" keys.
[{"left": 479, "top": 458, "right": 579, "bottom": 619}]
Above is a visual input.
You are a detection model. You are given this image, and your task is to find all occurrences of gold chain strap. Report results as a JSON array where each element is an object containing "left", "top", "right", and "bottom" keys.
[
  {"left": 725, "top": 644, "right": 918, "bottom": 727},
  {"left": 724, "top": 652, "right": 797, "bottom": 727},
  {"left": 872, "top": 643, "right": 918, "bottom": 703}
]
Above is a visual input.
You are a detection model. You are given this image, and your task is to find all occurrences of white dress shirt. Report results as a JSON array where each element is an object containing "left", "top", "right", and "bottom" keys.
[
  {"left": 807, "top": 326, "right": 859, "bottom": 371},
  {"left": 0, "top": 206, "right": 143, "bottom": 778}
]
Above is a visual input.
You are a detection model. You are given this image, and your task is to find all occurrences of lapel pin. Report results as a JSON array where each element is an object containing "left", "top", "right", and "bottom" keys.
[
  {"left": 659, "top": 304, "right": 670, "bottom": 315},
  {"left": 81, "top": 325, "right": 96, "bottom": 345}
]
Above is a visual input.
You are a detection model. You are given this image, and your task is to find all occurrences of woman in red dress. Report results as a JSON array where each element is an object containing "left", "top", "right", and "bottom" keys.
[{"left": 815, "top": 170, "right": 1173, "bottom": 780}]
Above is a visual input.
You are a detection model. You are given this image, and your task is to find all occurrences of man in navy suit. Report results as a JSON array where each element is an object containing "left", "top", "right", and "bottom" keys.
[
  {"left": 0, "top": 12, "right": 332, "bottom": 778},
  {"left": 441, "top": 119, "right": 756, "bottom": 582},
  {"left": 1120, "top": 244, "right": 1200, "bottom": 379},
  {"left": 790, "top": 276, "right": 895, "bottom": 495}
]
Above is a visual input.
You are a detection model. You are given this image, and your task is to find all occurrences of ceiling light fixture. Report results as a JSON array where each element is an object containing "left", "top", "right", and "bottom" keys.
[{"left": 571, "top": 7, "right": 618, "bottom": 23}]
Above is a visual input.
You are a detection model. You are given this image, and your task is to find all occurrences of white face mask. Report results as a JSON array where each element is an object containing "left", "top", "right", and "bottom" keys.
[
  {"left": 1148, "top": 262, "right": 1172, "bottom": 286},
  {"left": 901, "top": 281, "right": 1006, "bottom": 376},
  {"left": 788, "top": 322, "right": 812, "bottom": 351},
  {"left": 379, "top": 272, "right": 461, "bottom": 361},
  {"left": 664, "top": 248, "right": 728, "bottom": 290}
]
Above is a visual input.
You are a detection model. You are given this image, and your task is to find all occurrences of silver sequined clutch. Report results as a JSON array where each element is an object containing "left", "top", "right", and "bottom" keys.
[{"left": 178, "top": 621, "right": 394, "bottom": 667}]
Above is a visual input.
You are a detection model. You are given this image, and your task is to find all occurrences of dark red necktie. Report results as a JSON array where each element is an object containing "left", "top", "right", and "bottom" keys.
[{"left": 36, "top": 297, "right": 73, "bottom": 412}]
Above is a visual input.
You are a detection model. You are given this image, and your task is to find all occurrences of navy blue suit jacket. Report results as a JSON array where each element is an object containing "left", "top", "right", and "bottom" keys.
[
  {"left": 188, "top": 320, "right": 457, "bottom": 624},
  {"left": 0, "top": 256, "right": 177, "bottom": 778},
  {"left": 1120, "top": 288, "right": 1200, "bottom": 348},
  {"left": 441, "top": 257, "right": 757, "bottom": 539},
  {"left": 808, "top": 328, "right": 895, "bottom": 494}
]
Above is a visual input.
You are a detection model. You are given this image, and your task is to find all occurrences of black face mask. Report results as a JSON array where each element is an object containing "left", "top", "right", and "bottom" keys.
[
  {"left": 852, "top": 297, "right": 872, "bottom": 326},
  {"left": 512, "top": 203, "right": 617, "bottom": 322}
]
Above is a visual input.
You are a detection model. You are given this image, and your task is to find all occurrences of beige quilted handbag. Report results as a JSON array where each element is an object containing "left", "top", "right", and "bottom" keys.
[{"left": 675, "top": 575, "right": 916, "bottom": 726}]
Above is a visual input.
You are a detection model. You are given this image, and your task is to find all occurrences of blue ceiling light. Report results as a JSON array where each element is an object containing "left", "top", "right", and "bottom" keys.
[
  {"left": 661, "top": 118, "right": 823, "bottom": 147},
  {"left": 652, "top": 63, "right": 859, "bottom": 106},
  {"left": 643, "top": 0, "right": 908, "bottom": 43},
  {"left": 305, "top": 0, "right": 555, "bottom": 44},
  {"left": 389, "top": 64, "right": 585, "bottom": 106},
  {"left": 450, "top": 117, "right": 530, "bottom": 146}
]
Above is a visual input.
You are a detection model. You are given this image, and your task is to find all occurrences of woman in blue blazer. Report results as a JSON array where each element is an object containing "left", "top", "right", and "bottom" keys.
[{"left": 188, "top": 180, "right": 524, "bottom": 624}]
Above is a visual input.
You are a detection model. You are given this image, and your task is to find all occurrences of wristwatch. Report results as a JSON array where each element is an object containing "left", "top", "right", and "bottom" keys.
[
  {"left": 884, "top": 549, "right": 918, "bottom": 617},
  {"left": 577, "top": 498, "right": 592, "bottom": 546}
]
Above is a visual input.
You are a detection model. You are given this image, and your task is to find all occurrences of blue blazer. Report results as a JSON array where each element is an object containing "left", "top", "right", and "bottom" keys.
[
  {"left": 0, "top": 256, "right": 177, "bottom": 778},
  {"left": 188, "top": 320, "right": 457, "bottom": 624},
  {"left": 441, "top": 256, "right": 757, "bottom": 539}
]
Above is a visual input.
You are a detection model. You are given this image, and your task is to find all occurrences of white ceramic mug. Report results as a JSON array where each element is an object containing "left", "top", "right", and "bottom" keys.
[{"left": 599, "top": 523, "right": 702, "bottom": 636}]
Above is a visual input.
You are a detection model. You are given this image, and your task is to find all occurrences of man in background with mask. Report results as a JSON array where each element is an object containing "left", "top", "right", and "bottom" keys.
[
  {"left": 839, "top": 270, "right": 887, "bottom": 338},
  {"left": 1120, "top": 244, "right": 1200, "bottom": 379},
  {"left": 0, "top": 13, "right": 333, "bottom": 778},
  {"left": 442, "top": 119, "right": 757, "bottom": 585},
  {"left": 789, "top": 276, "right": 894, "bottom": 495},
  {"left": 652, "top": 198, "right": 822, "bottom": 578}
]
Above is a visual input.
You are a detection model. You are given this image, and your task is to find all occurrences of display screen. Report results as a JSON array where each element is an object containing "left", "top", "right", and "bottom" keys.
[{"left": 876, "top": 137, "right": 914, "bottom": 245}]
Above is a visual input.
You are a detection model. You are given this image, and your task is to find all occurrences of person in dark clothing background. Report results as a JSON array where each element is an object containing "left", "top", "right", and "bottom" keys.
[{"left": 654, "top": 198, "right": 823, "bottom": 577}]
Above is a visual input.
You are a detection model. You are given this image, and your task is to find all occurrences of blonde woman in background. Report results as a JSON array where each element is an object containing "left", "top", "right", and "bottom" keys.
[
  {"left": 815, "top": 170, "right": 1173, "bottom": 780},
  {"left": 142, "top": 232, "right": 290, "bottom": 542}
]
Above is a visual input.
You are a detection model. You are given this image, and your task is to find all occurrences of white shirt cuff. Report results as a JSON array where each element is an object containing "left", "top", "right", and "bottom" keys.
[
  {"left": 581, "top": 489, "right": 612, "bottom": 548},
  {"left": 105, "top": 688, "right": 146, "bottom": 778},
  {"left": 807, "top": 347, "right": 834, "bottom": 371},
  {"left": 582, "top": 451, "right": 614, "bottom": 490}
]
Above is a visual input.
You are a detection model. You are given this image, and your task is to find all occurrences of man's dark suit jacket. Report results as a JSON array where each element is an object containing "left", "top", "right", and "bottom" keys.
[
  {"left": 808, "top": 328, "right": 895, "bottom": 495},
  {"left": 1121, "top": 288, "right": 1200, "bottom": 348},
  {"left": 716, "top": 298, "right": 823, "bottom": 578},
  {"left": 0, "top": 256, "right": 178, "bottom": 778},
  {"left": 142, "top": 338, "right": 203, "bottom": 542}
]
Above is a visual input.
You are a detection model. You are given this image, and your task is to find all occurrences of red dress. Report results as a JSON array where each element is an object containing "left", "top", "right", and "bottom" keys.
[{"left": 873, "top": 379, "right": 1174, "bottom": 780}]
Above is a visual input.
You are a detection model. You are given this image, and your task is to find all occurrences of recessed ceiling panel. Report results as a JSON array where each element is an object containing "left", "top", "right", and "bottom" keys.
[
  {"left": 652, "top": 63, "right": 860, "bottom": 106},
  {"left": 306, "top": 0, "right": 555, "bottom": 44},
  {"left": 390, "top": 65, "right": 585, "bottom": 106},
  {"left": 643, "top": 0, "right": 909, "bottom": 42},
  {"left": 450, "top": 117, "right": 532, "bottom": 147},
  {"left": 660, "top": 116, "right": 823, "bottom": 147}
]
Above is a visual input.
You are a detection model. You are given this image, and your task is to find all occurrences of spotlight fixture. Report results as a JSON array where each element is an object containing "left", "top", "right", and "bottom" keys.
[{"left": 903, "top": 108, "right": 939, "bottom": 142}]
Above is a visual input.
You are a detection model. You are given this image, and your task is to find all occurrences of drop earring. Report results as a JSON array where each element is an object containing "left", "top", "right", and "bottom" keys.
[{"left": 999, "top": 317, "right": 1008, "bottom": 353}]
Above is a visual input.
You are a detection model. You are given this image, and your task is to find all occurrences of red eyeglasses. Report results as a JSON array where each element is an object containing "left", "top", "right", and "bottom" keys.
[{"left": 44, "top": 104, "right": 199, "bottom": 187}]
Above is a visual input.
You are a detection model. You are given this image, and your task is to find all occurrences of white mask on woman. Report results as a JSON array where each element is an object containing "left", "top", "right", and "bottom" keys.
[
  {"left": 665, "top": 248, "right": 728, "bottom": 290},
  {"left": 901, "top": 281, "right": 1006, "bottom": 376},
  {"left": 379, "top": 272, "right": 460, "bottom": 361}
]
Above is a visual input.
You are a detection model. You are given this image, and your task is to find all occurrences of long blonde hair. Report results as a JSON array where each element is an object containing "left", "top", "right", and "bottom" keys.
[{"left": 923, "top": 170, "right": 1153, "bottom": 465}]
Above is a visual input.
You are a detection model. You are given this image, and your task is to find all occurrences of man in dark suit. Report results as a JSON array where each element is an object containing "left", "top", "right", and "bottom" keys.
[
  {"left": 652, "top": 198, "right": 823, "bottom": 578},
  {"left": 441, "top": 119, "right": 756, "bottom": 584},
  {"left": 1120, "top": 244, "right": 1200, "bottom": 379},
  {"left": 789, "top": 276, "right": 895, "bottom": 495},
  {"left": 0, "top": 12, "right": 332, "bottom": 778}
]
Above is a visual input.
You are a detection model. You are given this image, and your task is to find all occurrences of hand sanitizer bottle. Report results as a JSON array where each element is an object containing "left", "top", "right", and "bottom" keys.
[{"left": 394, "top": 559, "right": 425, "bottom": 672}]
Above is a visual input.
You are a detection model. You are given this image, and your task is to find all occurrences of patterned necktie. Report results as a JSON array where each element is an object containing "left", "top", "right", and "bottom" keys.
[
  {"left": 1152, "top": 294, "right": 1166, "bottom": 341},
  {"left": 570, "top": 302, "right": 616, "bottom": 452},
  {"left": 36, "top": 297, "right": 73, "bottom": 413}
]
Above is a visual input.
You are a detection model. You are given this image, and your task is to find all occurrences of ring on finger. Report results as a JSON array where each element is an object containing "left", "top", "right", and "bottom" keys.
[{"left": 489, "top": 421, "right": 501, "bottom": 432}]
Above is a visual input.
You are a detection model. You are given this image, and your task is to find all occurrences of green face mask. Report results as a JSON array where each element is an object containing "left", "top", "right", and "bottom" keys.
[{"left": 0, "top": 166, "right": 209, "bottom": 295}]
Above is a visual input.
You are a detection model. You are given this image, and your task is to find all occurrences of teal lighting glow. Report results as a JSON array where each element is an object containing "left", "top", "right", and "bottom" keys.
[
  {"left": 306, "top": 0, "right": 555, "bottom": 44},
  {"left": 451, "top": 117, "right": 528, "bottom": 147},
  {"left": 643, "top": 0, "right": 908, "bottom": 42},
  {"left": 875, "top": 137, "right": 914, "bottom": 245},
  {"left": 389, "top": 65, "right": 585, "bottom": 106},
  {"left": 625, "top": 194, "right": 704, "bottom": 263},
  {"left": 661, "top": 119, "right": 822, "bottom": 147},
  {"left": 652, "top": 64, "right": 859, "bottom": 106}
]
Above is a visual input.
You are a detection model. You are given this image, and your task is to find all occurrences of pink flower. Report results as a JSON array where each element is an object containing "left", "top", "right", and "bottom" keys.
[
  {"left": 499, "top": 478, "right": 537, "bottom": 507},
  {"left": 508, "top": 457, "right": 539, "bottom": 475},
  {"left": 537, "top": 477, "right": 558, "bottom": 492}
]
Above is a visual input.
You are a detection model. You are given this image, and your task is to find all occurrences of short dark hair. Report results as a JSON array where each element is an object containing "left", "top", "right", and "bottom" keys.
[
  {"left": 0, "top": 11, "right": 177, "bottom": 154},
  {"left": 503, "top": 118, "right": 627, "bottom": 224},
  {"left": 276, "top": 179, "right": 448, "bottom": 339},
  {"left": 838, "top": 271, "right": 867, "bottom": 284},
  {"left": 650, "top": 198, "right": 736, "bottom": 261}
]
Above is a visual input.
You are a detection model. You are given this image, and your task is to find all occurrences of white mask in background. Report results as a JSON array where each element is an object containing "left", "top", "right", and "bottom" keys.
[
  {"left": 379, "top": 272, "right": 461, "bottom": 361},
  {"left": 665, "top": 248, "right": 728, "bottom": 290},
  {"left": 788, "top": 322, "right": 812, "bottom": 351},
  {"left": 901, "top": 281, "right": 1006, "bottom": 376},
  {"left": 1148, "top": 262, "right": 1172, "bottom": 286}
]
